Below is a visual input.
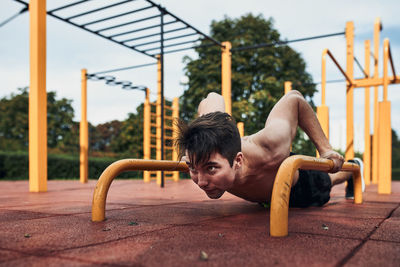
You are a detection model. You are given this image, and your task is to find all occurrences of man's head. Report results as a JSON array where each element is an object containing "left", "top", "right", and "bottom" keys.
[
  {"left": 175, "top": 112, "right": 242, "bottom": 198},
  {"left": 175, "top": 111, "right": 241, "bottom": 167}
]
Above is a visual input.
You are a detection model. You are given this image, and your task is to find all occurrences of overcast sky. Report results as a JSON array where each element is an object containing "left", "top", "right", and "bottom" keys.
[{"left": 1, "top": 0, "right": 399, "bottom": 152}]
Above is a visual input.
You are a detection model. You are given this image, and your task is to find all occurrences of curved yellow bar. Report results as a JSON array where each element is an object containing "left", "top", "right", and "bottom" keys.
[
  {"left": 270, "top": 155, "right": 362, "bottom": 237},
  {"left": 92, "top": 159, "right": 188, "bottom": 222}
]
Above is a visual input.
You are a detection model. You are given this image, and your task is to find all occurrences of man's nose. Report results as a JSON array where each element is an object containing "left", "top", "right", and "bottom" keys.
[{"left": 197, "top": 173, "right": 208, "bottom": 188}]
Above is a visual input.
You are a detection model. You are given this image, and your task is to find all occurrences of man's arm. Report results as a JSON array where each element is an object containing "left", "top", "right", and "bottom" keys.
[
  {"left": 252, "top": 90, "right": 343, "bottom": 172},
  {"left": 197, "top": 92, "right": 225, "bottom": 116}
]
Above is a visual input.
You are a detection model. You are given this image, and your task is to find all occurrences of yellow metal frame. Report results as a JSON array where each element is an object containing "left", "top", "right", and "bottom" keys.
[
  {"left": 143, "top": 84, "right": 180, "bottom": 183},
  {"left": 372, "top": 18, "right": 381, "bottom": 185},
  {"left": 345, "top": 22, "right": 355, "bottom": 161},
  {"left": 91, "top": 155, "right": 362, "bottom": 237},
  {"left": 29, "top": 0, "right": 47, "bottom": 192},
  {"left": 363, "top": 40, "right": 371, "bottom": 185},
  {"left": 80, "top": 69, "right": 89, "bottom": 183},
  {"left": 221, "top": 41, "right": 232, "bottom": 115},
  {"left": 320, "top": 19, "right": 397, "bottom": 193},
  {"left": 92, "top": 159, "right": 188, "bottom": 221},
  {"left": 270, "top": 155, "right": 362, "bottom": 237}
]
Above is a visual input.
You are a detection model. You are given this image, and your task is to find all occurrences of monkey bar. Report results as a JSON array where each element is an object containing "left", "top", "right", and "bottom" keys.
[{"left": 91, "top": 155, "right": 362, "bottom": 237}]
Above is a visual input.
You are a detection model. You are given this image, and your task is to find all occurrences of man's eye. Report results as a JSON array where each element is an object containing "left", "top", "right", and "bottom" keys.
[{"left": 208, "top": 166, "right": 216, "bottom": 172}]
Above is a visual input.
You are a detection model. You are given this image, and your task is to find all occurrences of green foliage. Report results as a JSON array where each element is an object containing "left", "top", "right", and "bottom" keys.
[
  {"left": 109, "top": 104, "right": 144, "bottom": 158},
  {"left": 0, "top": 88, "right": 29, "bottom": 150},
  {"left": 0, "top": 88, "right": 79, "bottom": 152},
  {"left": 0, "top": 151, "right": 142, "bottom": 179},
  {"left": 291, "top": 130, "right": 316, "bottom": 156},
  {"left": 392, "top": 129, "right": 400, "bottom": 169},
  {"left": 181, "top": 13, "right": 316, "bottom": 138}
]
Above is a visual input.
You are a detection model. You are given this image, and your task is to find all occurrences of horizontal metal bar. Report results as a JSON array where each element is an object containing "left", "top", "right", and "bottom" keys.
[
  {"left": 83, "top": 5, "right": 154, "bottom": 27},
  {"left": 132, "top": 32, "right": 198, "bottom": 48},
  {"left": 109, "top": 20, "right": 177, "bottom": 38},
  {"left": 120, "top": 26, "right": 188, "bottom": 43},
  {"left": 353, "top": 75, "right": 400, "bottom": 88},
  {"left": 97, "top": 14, "right": 160, "bottom": 33},
  {"left": 145, "top": 0, "right": 222, "bottom": 47},
  {"left": 66, "top": 0, "right": 132, "bottom": 20},
  {"left": 93, "top": 62, "right": 157, "bottom": 75},
  {"left": 232, "top": 31, "right": 345, "bottom": 52},
  {"left": 159, "top": 42, "right": 216, "bottom": 55},
  {"left": 47, "top": 12, "right": 156, "bottom": 59},
  {"left": 143, "top": 38, "right": 200, "bottom": 52},
  {"left": 48, "top": 0, "right": 90, "bottom": 14}
]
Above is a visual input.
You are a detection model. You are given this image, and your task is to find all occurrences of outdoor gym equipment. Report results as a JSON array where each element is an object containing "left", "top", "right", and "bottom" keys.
[
  {"left": 91, "top": 155, "right": 362, "bottom": 237},
  {"left": 318, "top": 18, "right": 398, "bottom": 194}
]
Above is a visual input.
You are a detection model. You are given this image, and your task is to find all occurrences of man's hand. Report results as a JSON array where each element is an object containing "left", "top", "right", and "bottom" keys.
[{"left": 320, "top": 150, "right": 344, "bottom": 173}]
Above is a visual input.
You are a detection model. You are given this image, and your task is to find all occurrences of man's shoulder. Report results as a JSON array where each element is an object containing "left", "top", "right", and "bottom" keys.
[{"left": 241, "top": 134, "right": 289, "bottom": 170}]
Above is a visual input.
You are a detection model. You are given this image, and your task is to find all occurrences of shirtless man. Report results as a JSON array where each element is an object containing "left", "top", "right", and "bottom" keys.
[{"left": 176, "top": 91, "right": 363, "bottom": 207}]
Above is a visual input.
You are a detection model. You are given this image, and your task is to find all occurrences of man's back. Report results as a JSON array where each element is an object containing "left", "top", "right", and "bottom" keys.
[{"left": 227, "top": 134, "right": 294, "bottom": 202}]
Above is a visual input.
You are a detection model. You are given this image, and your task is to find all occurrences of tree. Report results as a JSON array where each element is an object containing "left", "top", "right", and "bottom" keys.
[
  {"left": 0, "top": 88, "right": 78, "bottom": 152},
  {"left": 0, "top": 88, "right": 29, "bottom": 150},
  {"left": 89, "top": 120, "right": 122, "bottom": 152},
  {"left": 180, "top": 14, "right": 316, "bottom": 153},
  {"left": 393, "top": 129, "right": 400, "bottom": 169},
  {"left": 110, "top": 104, "right": 144, "bottom": 158}
]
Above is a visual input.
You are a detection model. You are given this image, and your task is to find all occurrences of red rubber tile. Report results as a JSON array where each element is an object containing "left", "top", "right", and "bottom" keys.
[
  {"left": 0, "top": 211, "right": 167, "bottom": 253},
  {"left": 344, "top": 240, "right": 400, "bottom": 267},
  {"left": 193, "top": 209, "right": 382, "bottom": 239},
  {"left": 0, "top": 209, "right": 54, "bottom": 222},
  {"left": 2, "top": 202, "right": 139, "bottom": 216},
  {"left": 391, "top": 205, "right": 400, "bottom": 219},
  {"left": 0, "top": 250, "right": 27, "bottom": 264},
  {"left": 1, "top": 255, "right": 95, "bottom": 267},
  {"left": 54, "top": 225, "right": 361, "bottom": 267},
  {"left": 289, "top": 201, "right": 399, "bottom": 219},
  {"left": 370, "top": 218, "right": 400, "bottom": 242}
]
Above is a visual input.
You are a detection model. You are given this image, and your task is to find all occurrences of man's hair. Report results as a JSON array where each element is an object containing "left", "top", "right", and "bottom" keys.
[{"left": 175, "top": 111, "right": 241, "bottom": 167}]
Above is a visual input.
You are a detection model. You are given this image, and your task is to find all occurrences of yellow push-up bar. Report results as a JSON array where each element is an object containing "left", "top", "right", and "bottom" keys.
[
  {"left": 92, "top": 155, "right": 362, "bottom": 237},
  {"left": 270, "top": 155, "right": 362, "bottom": 237}
]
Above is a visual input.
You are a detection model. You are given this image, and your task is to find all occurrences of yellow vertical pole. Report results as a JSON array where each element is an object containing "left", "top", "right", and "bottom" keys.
[
  {"left": 156, "top": 56, "right": 162, "bottom": 185},
  {"left": 372, "top": 18, "right": 381, "bottom": 184},
  {"left": 363, "top": 41, "right": 371, "bottom": 185},
  {"left": 284, "top": 81, "right": 292, "bottom": 94},
  {"left": 284, "top": 81, "right": 293, "bottom": 151},
  {"left": 378, "top": 39, "right": 391, "bottom": 194},
  {"left": 317, "top": 49, "right": 329, "bottom": 155},
  {"left": 172, "top": 97, "right": 180, "bottom": 182},
  {"left": 237, "top": 122, "right": 244, "bottom": 137},
  {"left": 143, "top": 88, "right": 151, "bottom": 182},
  {"left": 29, "top": 0, "right": 47, "bottom": 192},
  {"left": 80, "top": 69, "right": 88, "bottom": 183},
  {"left": 221, "top": 41, "right": 232, "bottom": 115},
  {"left": 345, "top": 21, "right": 354, "bottom": 161}
]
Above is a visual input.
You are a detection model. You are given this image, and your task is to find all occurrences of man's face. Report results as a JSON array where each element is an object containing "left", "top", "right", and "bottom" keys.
[{"left": 185, "top": 151, "right": 237, "bottom": 199}]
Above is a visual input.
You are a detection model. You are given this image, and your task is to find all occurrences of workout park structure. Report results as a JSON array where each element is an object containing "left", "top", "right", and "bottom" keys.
[{"left": 1, "top": 0, "right": 399, "bottom": 266}]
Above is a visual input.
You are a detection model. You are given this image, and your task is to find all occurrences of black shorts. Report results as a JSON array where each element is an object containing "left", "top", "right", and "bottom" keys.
[{"left": 289, "top": 169, "right": 332, "bottom": 208}]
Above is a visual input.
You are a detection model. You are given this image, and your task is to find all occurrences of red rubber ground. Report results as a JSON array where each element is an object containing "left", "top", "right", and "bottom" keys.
[{"left": 0, "top": 179, "right": 399, "bottom": 266}]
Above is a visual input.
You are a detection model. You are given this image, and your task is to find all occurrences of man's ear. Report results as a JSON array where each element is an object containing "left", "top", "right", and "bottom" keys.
[{"left": 233, "top": 152, "right": 243, "bottom": 170}]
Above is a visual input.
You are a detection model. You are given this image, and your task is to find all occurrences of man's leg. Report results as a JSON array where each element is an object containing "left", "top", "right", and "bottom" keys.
[
  {"left": 328, "top": 172, "right": 352, "bottom": 186},
  {"left": 329, "top": 158, "right": 365, "bottom": 199}
]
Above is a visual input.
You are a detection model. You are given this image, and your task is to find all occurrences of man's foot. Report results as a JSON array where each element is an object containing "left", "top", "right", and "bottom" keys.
[{"left": 345, "top": 158, "right": 365, "bottom": 199}]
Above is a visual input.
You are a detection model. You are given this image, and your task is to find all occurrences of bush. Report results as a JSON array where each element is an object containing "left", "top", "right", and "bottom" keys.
[
  {"left": 0, "top": 151, "right": 142, "bottom": 180},
  {"left": 393, "top": 168, "right": 400, "bottom": 181}
]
